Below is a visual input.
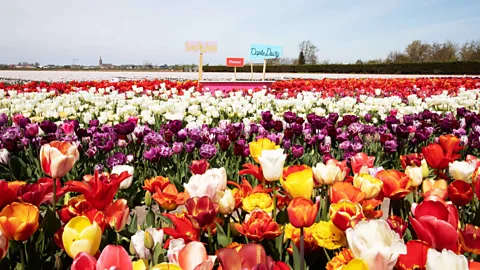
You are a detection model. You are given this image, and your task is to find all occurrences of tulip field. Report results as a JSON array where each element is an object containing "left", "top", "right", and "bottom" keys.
[{"left": 2, "top": 75, "right": 480, "bottom": 269}]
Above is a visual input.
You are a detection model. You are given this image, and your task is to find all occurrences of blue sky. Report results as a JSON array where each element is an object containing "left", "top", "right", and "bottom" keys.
[{"left": 1, "top": 0, "right": 479, "bottom": 65}]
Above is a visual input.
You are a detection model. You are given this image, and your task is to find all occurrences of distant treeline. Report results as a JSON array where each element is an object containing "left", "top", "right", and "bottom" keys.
[{"left": 204, "top": 62, "right": 480, "bottom": 75}]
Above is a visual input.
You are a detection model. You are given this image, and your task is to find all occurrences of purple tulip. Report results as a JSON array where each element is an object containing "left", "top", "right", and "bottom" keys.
[
  {"left": 185, "top": 141, "right": 196, "bottom": 153},
  {"left": 172, "top": 142, "right": 184, "bottom": 154},
  {"left": 86, "top": 146, "right": 97, "bottom": 158},
  {"left": 261, "top": 111, "right": 273, "bottom": 122},
  {"left": 339, "top": 141, "right": 351, "bottom": 151},
  {"left": 40, "top": 120, "right": 57, "bottom": 134},
  {"left": 144, "top": 132, "right": 163, "bottom": 146},
  {"left": 89, "top": 119, "right": 100, "bottom": 127},
  {"left": 94, "top": 164, "right": 104, "bottom": 172},
  {"left": 0, "top": 114, "right": 8, "bottom": 126},
  {"left": 283, "top": 139, "right": 291, "bottom": 150},
  {"left": 168, "top": 120, "right": 183, "bottom": 133},
  {"left": 384, "top": 140, "right": 398, "bottom": 153},
  {"left": 364, "top": 113, "right": 372, "bottom": 123},
  {"left": 199, "top": 143, "right": 217, "bottom": 159},
  {"left": 25, "top": 123, "right": 39, "bottom": 138},
  {"left": 114, "top": 121, "right": 135, "bottom": 136},
  {"left": 144, "top": 147, "right": 160, "bottom": 162},
  {"left": 291, "top": 144, "right": 304, "bottom": 158},
  {"left": 107, "top": 152, "right": 127, "bottom": 168},
  {"left": 283, "top": 111, "right": 297, "bottom": 124}
]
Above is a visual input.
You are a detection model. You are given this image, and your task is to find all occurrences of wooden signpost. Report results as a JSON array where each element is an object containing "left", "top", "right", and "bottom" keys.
[
  {"left": 185, "top": 41, "right": 218, "bottom": 81},
  {"left": 226, "top": 57, "right": 245, "bottom": 80},
  {"left": 250, "top": 44, "right": 283, "bottom": 81}
]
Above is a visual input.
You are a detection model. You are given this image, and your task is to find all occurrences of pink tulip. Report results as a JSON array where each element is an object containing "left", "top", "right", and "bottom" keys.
[
  {"left": 178, "top": 241, "right": 216, "bottom": 270},
  {"left": 62, "top": 122, "right": 75, "bottom": 136},
  {"left": 72, "top": 245, "right": 132, "bottom": 270}
]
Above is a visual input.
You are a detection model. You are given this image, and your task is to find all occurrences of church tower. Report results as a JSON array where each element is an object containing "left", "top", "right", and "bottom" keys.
[{"left": 99, "top": 57, "right": 103, "bottom": 66}]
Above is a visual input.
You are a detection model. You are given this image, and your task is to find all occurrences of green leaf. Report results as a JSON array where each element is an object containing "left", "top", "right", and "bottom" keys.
[
  {"left": 129, "top": 213, "right": 138, "bottom": 233},
  {"left": 215, "top": 221, "right": 229, "bottom": 247},
  {"left": 292, "top": 242, "right": 302, "bottom": 270},
  {"left": 146, "top": 209, "right": 155, "bottom": 228},
  {"left": 158, "top": 214, "right": 172, "bottom": 228},
  {"left": 43, "top": 207, "right": 61, "bottom": 236},
  {"left": 152, "top": 242, "right": 164, "bottom": 266}
]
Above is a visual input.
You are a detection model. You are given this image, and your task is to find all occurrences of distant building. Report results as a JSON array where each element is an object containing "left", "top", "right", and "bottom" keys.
[{"left": 99, "top": 56, "right": 114, "bottom": 69}]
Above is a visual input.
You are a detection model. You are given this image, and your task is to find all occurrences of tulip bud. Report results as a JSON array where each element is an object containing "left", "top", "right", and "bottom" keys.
[
  {"left": 421, "top": 159, "right": 429, "bottom": 178},
  {"left": 144, "top": 231, "right": 154, "bottom": 250},
  {"left": 129, "top": 241, "right": 136, "bottom": 255},
  {"left": 405, "top": 166, "right": 423, "bottom": 187},
  {"left": 145, "top": 191, "right": 152, "bottom": 207}
]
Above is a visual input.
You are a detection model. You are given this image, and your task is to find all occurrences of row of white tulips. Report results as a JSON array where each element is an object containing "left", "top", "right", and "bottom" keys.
[{"left": 0, "top": 87, "right": 479, "bottom": 127}]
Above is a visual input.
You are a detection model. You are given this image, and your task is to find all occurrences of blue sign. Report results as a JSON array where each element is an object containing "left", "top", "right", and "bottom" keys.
[{"left": 250, "top": 44, "right": 283, "bottom": 61}]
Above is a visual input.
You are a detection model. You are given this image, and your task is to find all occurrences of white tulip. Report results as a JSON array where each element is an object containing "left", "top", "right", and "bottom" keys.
[
  {"left": 312, "top": 162, "right": 346, "bottom": 186},
  {"left": 167, "top": 238, "right": 186, "bottom": 264},
  {"left": 258, "top": 149, "right": 286, "bottom": 182},
  {"left": 184, "top": 168, "right": 227, "bottom": 200},
  {"left": 449, "top": 161, "right": 476, "bottom": 182},
  {"left": 216, "top": 189, "right": 236, "bottom": 215},
  {"left": 426, "top": 249, "right": 468, "bottom": 270},
  {"left": 346, "top": 219, "right": 407, "bottom": 270},
  {"left": 0, "top": 149, "right": 10, "bottom": 165},
  {"left": 131, "top": 228, "right": 164, "bottom": 259},
  {"left": 111, "top": 165, "right": 134, "bottom": 189},
  {"left": 405, "top": 166, "right": 423, "bottom": 187}
]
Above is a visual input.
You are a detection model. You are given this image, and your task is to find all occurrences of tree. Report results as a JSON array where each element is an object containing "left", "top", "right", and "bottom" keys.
[
  {"left": 298, "top": 51, "right": 306, "bottom": 65},
  {"left": 430, "top": 41, "right": 458, "bottom": 62},
  {"left": 385, "top": 51, "right": 410, "bottom": 64},
  {"left": 299, "top": 40, "right": 318, "bottom": 64},
  {"left": 405, "top": 40, "right": 432, "bottom": 62},
  {"left": 459, "top": 40, "right": 480, "bottom": 61}
]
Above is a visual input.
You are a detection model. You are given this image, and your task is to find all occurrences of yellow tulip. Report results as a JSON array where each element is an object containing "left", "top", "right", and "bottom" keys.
[
  {"left": 344, "top": 258, "right": 369, "bottom": 270},
  {"left": 353, "top": 173, "right": 383, "bottom": 199},
  {"left": 281, "top": 165, "right": 314, "bottom": 199},
  {"left": 249, "top": 138, "right": 279, "bottom": 163},
  {"left": 151, "top": 263, "right": 182, "bottom": 270},
  {"left": 62, "top": 216, "right": 102, "bottom": 259},
  {"left": 0, "top": 202, "right": 39, "bottom": 241},
  {"left": 242, "top": 193, "right": 274, "bottom": 213},
  {"left": 132, "top": 259, "right": 149, "bottom": 270}
]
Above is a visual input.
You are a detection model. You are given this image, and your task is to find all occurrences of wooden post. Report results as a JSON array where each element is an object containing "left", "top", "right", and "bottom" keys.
[
  {"left": 250, "top": 62, "right": 253, "bottom": 81},
  {"left": 198, "top": 52, "right": 203, "bottom": 81},
  {"left": 234, "top": 67, "right": 237, "bottom": 81},
  {"left": 262, "top": 59, "right": 266, "bottom": 81}
]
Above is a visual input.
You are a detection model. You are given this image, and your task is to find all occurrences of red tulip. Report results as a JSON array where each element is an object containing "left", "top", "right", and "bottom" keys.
[
  {"left": 185, "top": 196, "right": 219, "bottom": 229},
  {"left": 143, "top": 176, "right": 170, "bottom": 194},
  {"left": 400, "top": 153, "right": 424, "bottom": 169},
  {"left": 239, "top": 163, "right": 266, "bottom": 183},
  {"left": 17, "top": 178, "right": 64, "bottom": 206},
  {"left": 470, "top": 261, "right": 480, "bottom": 270},
  {"left": 189, "top": 159, "right": 210, "bottom": 175},
  {"left": 63, "top": 170, "right": 131, "bottom": 211},
  {"left": 410, "top": 200, "right": 459, "bottom": 251},
  {"left": 386, "top": 215, "right": 408, "bottom": 237},
  {"left": 0, "top": 180, "right": 17, "bottom": 210},
  {"left": 350, "top": 153, "right": 375, "bottom": 174},
  {"left": 72, "top": 252, "right": 97, "bottom": 270},
  {"left": 422, "top": 135, "right": 462, "bottom": 170},
  {"left": 163, "top": 212, "right": 200, "bottom": 246},
  {"left": 459, "top": 224, "right": 480, "bottom": 255},
  {"left": 447, "top": 180, "right": 474, "bottom": 206},
  {"left": 396, "top": 240, "right": 430, "bottom": 270}
]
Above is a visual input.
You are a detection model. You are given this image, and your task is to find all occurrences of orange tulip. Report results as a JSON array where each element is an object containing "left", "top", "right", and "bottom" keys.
[
  {"left": 377, "top": 170, "right": 411, "bottom": 200},
  {"left": 459, "top": 224, "right": 480, "bottom": 255},
  {"left": 105, "top": 199, "right": 129, "bottom": 232},
  {"left": 235, "top": 210, "right": 282, "bottom": 241},
  {"left": 329, "top": 182, "right": 366, "bottom": 204},
  {"left": 329, "top": 201, "right": 364, "bottom": 231},
  {"left": 152, "top": 184, "right": 187, "bottom": 211},
  {"left": 422, "top": 179, "right": 448, "bottom": 200},
  {"left": 361, "top": 199, "right": 383, "bottom": 219},
  {"left": 287, "top": 197, "right": 318, "bottom": 228},
  {"left": 470, "top": 261, "right": 480, "bottom": 270},
  {"left": 185, "top": 196, "right": 219, "bottom": 229},
  {"left": 439, "top": 134, "right": 463, "bottom": 160},
  {"left": 0, "top": 229, "right": 8, "bottom": 259},
  {"left": 326, "top": 248, "right": 355, "bottom": 270},
  {"left": 58, "top": 195, "right": 92, "bottom": 224},
  {"left": 0, "top": 202, "right": 39, "bottom": 241},
  {"left": 448, "top": 180, "right": 474, "bottom": 207},
  {"left": 284, "top": 224, "right": 319, "bottom": 254},
  {"left": 40, "top": 141, "right": 79, "bottom": 179},
  {"left": 143, "top": 176, "right": 170, "bottom": 194}
]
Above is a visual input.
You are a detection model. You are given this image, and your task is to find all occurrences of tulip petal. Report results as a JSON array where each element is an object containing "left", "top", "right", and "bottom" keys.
[
  {"left": 72, "top": 252, "right": 97, "bottom": 270},
  {"left": 97, "top": 245, "right": 133, "bottom": 270},
  {"left": 238, "top": 243, "right": 268, "bottom": 269},
  {"left": 69, "top": 239, "right": 95, "bottom": 258},
  {"left": 178, "top": 241, "right": 208, "bottom": 270},
  {"left": 218, "top": 248, "right": 242, "bottom": 270}
]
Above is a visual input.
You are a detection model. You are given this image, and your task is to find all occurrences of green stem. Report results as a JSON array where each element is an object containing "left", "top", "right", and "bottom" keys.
[
  {"left": 207, "top": 226, "right": 212, "bottom": 254},
  {"left": 52, "top": 178, "right": 58, "bottom": 214},
  {"left": 226, "top": 215, "right": 231, "bottom": 244},
  {"left": 300, "top": 227, "right": 305, "bottom": 270},
  {"left": 20, "top": 242, "right": 26, "bottom": 270},
  {"left": 272, "top": 181, "right": 277, "bottom": 221}
]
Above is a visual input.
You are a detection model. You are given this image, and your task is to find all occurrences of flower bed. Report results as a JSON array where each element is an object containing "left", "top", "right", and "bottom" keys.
[{"left": 1, "top": 78, "right": 480, "bottom": 269}]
